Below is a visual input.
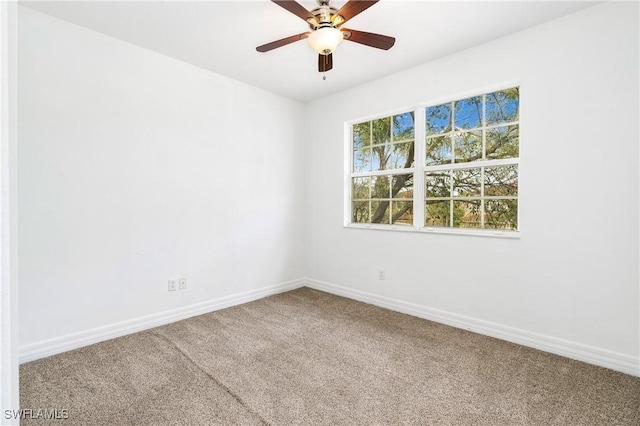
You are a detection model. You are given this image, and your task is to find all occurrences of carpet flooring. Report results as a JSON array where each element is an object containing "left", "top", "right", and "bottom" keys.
[{"left": 19, "top": 287, "right": 640, "bottom": 425}]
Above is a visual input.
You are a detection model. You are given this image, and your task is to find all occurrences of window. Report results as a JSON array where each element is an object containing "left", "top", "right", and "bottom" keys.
[
  {"left": 348, "top": 86, "right": 519, "bottom": 235},
  {"left": 351, "top": 113, "right": 415, "bottom": 226},
  {"left": 425, "top": 88, "right": 519, "bottom": 230}
]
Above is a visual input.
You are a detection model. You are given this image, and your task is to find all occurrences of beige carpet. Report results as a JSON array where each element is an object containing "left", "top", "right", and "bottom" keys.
[{"left": 20, "top": 287, "right": 640, "bottom": 425}]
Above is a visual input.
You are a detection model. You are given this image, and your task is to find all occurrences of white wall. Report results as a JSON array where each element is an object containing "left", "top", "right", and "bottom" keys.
[
  {"left": 1, "top": 1, "right": 19, "bottom": 421},
  {"left": 304, "top": 1, "right": 639, "bottom": 372},
  {"left": 18, "top": 7, "right": 305, "bottom": 349}
]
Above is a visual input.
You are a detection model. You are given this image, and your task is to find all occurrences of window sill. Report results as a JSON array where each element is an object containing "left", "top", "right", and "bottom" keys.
[{"left": 344, "top": 223, "right": 520, "bottom": 239}]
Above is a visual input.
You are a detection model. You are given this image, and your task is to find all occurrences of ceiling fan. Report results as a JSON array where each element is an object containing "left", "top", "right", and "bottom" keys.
[{"left": 256, "top": 0, "right": 395, "bottom": 73}]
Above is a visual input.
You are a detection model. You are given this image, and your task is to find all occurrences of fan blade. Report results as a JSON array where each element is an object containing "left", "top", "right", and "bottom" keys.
[
  {"left": 342, "top": 28, "right": 395, "bottom": 50},
  {"left": 256, "top": 32, "right": 310, "bottom": 52},
  {"left": 318, "top": 53, "right": 333, "bottom": 72},
  {"left": 332, "top": 0, "right": 378, "bottom": 25},
  {"left": 272, "top": 0, "right": 317, "bottom": 24}
]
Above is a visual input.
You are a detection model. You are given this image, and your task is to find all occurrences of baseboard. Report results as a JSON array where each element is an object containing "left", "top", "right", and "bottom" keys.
[
  {"left": 303, "top": 278, "right": 640, "bottom": 377},
  {"left": 19, "top": 278, "right": 305, "bottom": 364},
  {"left": 21, "top": 277, "right": 639, "bottom": 377}
]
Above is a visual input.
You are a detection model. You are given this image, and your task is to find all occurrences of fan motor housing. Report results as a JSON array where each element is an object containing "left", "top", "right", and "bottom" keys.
[{"left": 308, "top": 5, "right": 341, "bottom": 30}]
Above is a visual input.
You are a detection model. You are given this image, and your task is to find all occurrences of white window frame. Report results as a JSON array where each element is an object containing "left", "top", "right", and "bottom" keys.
[{"left": 344, "top": 84, "right": 521, "bottom": 238}]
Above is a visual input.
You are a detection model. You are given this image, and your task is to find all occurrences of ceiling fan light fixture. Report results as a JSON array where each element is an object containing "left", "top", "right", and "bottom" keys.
[
  {"left": 257, "top": 0, "right": 395, "bottom": 73},
  {"left": 307, "top": 26, "right": 343, "bottom": 55}
]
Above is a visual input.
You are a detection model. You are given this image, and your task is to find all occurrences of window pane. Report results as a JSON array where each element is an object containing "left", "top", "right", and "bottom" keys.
[
  {"left": 486, "top": 88, "right": 519, "bottom": 125},
  {"left": 486, "top": 125, "right": 519, "bottom": 160},
  {"left": 393, "top": 112, "right": 415, "bottom": 140},
  {"left": 426, "top": 103, "right": 451, "bottom": 135},
  {"left": 453, "top": 200, "right": 482, "bottom": 228},
  {"left": 426, "top": 135, "right": 452, "bottom": 165},
  {"left": 352, "top": 201, "right": 370, "bottom": 224},
  {"left": 453, "top": 168, "right": 481, "bottom": 198},
  {"left": 353, "top": 122, "right": 371, "bottom": 148},
  {"left": 425, "top": 171, "right": 451, "bottom": 198},
  {"left": 372, "top": 117, "right": 391, "bottom": 145},
  {"left": 392, "top": 174, "right": 413, "bottom": 199},
  {"left": 372, "top": 175, "right": 390, "bottom": 199},
  {"left": 371, "top": 150, "right": 381, "bottom": 171},
  {"left": 485, "top": 165, "right": 518, "bottom": 196},
  {"left": 353, "top": 148, "right": 371, "bottom": 173},
  {"left": 454, "top": 96, "right": 482, "bottom": 129},
  {"left": 485, "top": 199, "right": 518, "bottom": 230},
  {"left": 352, "top": 177, "right": 371, "bottom": 200},
  {"left": 454, "top": 131, "right": 482, "bottom": 163},
  {"left": 426, "top": 200, "right": 450, "bottom": 227},
  {"left": 391, "top": 201, "right": 413, "bottom": 225},
  {"left": 370, "top": 145, "right": 389, "bottom": 171},
  {"left": 371, "top": 200, "right": 390, "bottom": 224},
  {"left": 387, "top": 142, "right": 413, "bottom": 170}
]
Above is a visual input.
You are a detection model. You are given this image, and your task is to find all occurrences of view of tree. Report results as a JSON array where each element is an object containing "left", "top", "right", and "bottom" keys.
[
  {"left": 424, "top": 87, "right": 519, "bottom": 230},
  {"left": 351, "top": 87, "right": 519, "bottom": 231},
  {"left": 352, "top": 112, "right": 415, "bottom": 225}
]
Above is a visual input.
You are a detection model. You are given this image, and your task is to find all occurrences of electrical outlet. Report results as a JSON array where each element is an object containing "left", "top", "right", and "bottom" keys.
[
  {"left": 378, "top": 270, "right": 386, "bottom": 280},
  {"left": 168, "top": 279, "right": 177, "bottom": 291},
  {"left": 178, "top": 277, "right": 187, "bottom": 290}
]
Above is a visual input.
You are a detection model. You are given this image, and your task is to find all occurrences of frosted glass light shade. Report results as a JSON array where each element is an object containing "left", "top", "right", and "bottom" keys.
[{"left": 307, "top": 27, "right": 343, "bottom": 55}]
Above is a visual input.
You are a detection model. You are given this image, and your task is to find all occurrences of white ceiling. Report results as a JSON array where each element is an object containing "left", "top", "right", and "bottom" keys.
[{"left": 21, "top": 0, "right": 599, "bottom": 103}]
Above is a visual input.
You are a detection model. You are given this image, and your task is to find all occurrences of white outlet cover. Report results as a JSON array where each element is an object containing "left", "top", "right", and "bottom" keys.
[
  {"left": 168, "top": 279, "right": 177, "bottom": 291},
  {"left": 178, "top": 278, "right": 187, "bottom": 290}
]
